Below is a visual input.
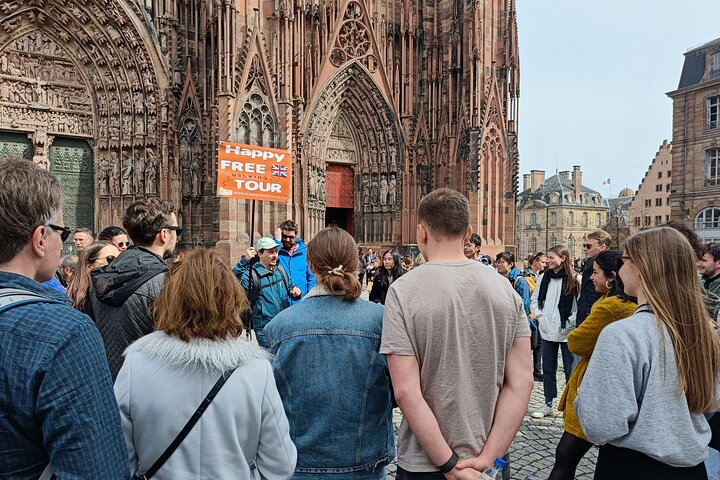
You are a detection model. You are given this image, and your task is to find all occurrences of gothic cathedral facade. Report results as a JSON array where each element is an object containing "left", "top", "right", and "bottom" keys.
[{"left": 0, "top": 0, "right": 520, "bottom": 259}]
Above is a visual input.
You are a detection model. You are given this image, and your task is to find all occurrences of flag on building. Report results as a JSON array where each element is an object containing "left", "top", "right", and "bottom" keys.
[
  {"left": 272, "top": 165, "right": 288, "bottom": 177},
  {"left": 602, "top": 178, "right": 611, "bottom": 185}
]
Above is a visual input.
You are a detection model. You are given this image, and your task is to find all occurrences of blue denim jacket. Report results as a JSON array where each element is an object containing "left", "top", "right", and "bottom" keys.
[{"left": 265, "top": 287, "right": 395, "bottom": 479}]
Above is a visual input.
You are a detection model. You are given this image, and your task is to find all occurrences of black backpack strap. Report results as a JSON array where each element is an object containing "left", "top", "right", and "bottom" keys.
[{"left": 137, "top": 368, "right": 237, "bottom": 479}]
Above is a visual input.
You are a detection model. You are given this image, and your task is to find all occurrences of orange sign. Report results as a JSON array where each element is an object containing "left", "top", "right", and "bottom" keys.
[{"left": 216, "top": 142, "right": 292, "bottom": 202}]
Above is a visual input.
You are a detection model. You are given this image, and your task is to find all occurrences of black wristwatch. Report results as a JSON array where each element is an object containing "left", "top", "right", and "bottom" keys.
[{"left": 437, "top": 450, "right": 459, "bottom": 474}]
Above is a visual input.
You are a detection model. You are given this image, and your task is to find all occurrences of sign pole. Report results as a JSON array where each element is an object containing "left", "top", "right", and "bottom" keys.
[{"left": 250, "top": 199, "right": 256, "bottom": 247}]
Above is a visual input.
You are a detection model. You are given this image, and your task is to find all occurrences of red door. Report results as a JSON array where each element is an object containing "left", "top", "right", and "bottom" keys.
[{"left": 325, "top": 164, "right": 355, "bottom": 236}]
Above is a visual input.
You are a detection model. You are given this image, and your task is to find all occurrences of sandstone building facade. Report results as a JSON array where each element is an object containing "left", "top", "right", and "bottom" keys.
[
  {"left": 667, "top": 37, "right": 720, "bottom": 242},
  {"left": 628, "top": 140, "right": 672, "bottom": 236},
  {"left": 516, "top": 167, "right": 607, "bottom": 261},
  {"left": 0, "top": 0, "right": 521, "bottom": 259}
]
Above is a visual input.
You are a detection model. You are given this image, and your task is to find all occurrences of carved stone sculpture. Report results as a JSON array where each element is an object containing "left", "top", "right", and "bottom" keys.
[
  {"left": 97, "top": 156, "right": 110, "bottom": 196},
  {"left": 145, "top": 148, "right": 158, "bottom": 195},
  {"left": 121, "top": 151, "right": 133, "bottom": 195},
  {"left": 318, "top": 170, "right": 326, "bottom": 203},
  {"left": 309, "top": 166, "right": 317, "bottom": 198},
  {"left": 388, "top": 174, "right": 397, "bottom": 206},
  {"left": 190, "top": 155, "right": 201, "bottom": 198},
  {"left": 370, "top": 178, "right": 379, "bottom": 205},
  {"left": 379, "top": 174, "right": 388, "bottom": 206},
  {"left": 134, "top": 150, "right": 145, "bottom": 194},
  {"left": 362, "top": 175, "right": 370, "bottom": 205},
  {"left": 110, "top": 151, "right": 121, "bottom": 196}
]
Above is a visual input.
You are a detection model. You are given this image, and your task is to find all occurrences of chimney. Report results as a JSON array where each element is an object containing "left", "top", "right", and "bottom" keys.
[
  {"left": 559, "top": 171, "right": 570, "bottom": 179},
  {"left": 530, "top": 170, "right": 545, "bottom": 192},
  {"left": 523, "top": 174, "right": 530, "bottom": 191},
  {"left": 572, "top": 165, "right": 582, "bottom": 201}
]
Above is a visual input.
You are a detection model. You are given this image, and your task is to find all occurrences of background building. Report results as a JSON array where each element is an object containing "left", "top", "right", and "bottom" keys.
[
  {"left": 516, "top": 166, "right": 607, "bottom": 261},
  {"left": 0, "top": 0, "right": 521, "bottom": 260},
  {"left": 628, "top": 140, "right": 672, "bottom": 236},
  {"left": 667, "top": 37, "right": 720, "bottom": 242},
  {"left": 603, "top": 187, "right": 634, "bottom": 249}
]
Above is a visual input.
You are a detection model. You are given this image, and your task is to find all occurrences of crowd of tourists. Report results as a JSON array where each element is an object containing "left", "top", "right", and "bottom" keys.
[{"left": 3, "top": 156, "right": 720, "bottom": 480}]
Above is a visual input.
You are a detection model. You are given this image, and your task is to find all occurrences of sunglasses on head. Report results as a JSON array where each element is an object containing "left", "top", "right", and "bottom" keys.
[
  {"left": 90, "top": 255, "right": 116, "bottom": 265},
  {"left": 46, "top": 224, "right": 72, "bottom": 242}
]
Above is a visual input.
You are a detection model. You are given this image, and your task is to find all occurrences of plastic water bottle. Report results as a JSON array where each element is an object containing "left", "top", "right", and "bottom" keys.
[{"left": 482, "top": 457, "right": 507, "bottom": 479}]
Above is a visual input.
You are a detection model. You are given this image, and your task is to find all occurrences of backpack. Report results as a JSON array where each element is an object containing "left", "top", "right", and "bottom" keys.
[
  {"left": 0, "top": 288, "right": 64, "bottom": 314},
  {"left": 515, "top": 275, "right": 536, "bottom": 295},
  {"left": 240, "top": 264, "right": 291, "bottom": 338}
]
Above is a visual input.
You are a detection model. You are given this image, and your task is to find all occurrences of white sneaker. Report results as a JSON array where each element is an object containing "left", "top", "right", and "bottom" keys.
[{"left": 531, "top": 405, "right": 555, "bottom": 419}]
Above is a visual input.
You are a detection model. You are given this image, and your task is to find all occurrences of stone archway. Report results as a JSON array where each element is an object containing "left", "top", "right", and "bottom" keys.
[
  {"left": 302, "top": 61, "right": 402, "bottom": 243},
  {"left": 0, "top": 0, "right": 166, "bottom": 230}
]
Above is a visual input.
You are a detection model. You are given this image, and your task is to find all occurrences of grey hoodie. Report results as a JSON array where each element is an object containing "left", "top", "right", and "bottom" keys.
[{"left": 575, "top": 308, "right": 717, "bottom": 467}]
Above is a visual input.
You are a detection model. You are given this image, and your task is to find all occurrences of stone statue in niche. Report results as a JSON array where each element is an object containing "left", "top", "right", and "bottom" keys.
[
  {"left": 134, "top": 150, "right": 145, "bottom": 194},
  {"left": 388, "top": 173, "right": 397, "bottom": 206},
  {"left": 379, "top": 174, "right": 388, "bottom": 206},
  {"left": 180, "top": 153, "right": 191, "bottom": 199},
  {"left": 32, "top": 147, "right": 49, "bottom": 170},
  {"left": 389, "top": 147, "right": 397, "bottom": 172},
  {"left": 110, "top": 151, "right": 121, "bottom": 196},
  {"left": 370, "top": 177, "right": 379, "bottom": 205},
  {"left": 145, "top": 148, "right": 158, "bottom": 195},
  {"left": 318, "top": 170, "right": 326, "bottom": 203},
  {"left": 190, "top": 155, "right": 202, "bottom": 198},
  {"left": 121, "top": 151, "right": 133, "bottom": 195},
  {"left": 97, "top": 155, "right": 110, "bottom": 196},
  {"left": 362, "top": 174, "right": 370, "bottom": 205},
  {"left": 308, "top": 166, "right": 317, "bottom": 198}
]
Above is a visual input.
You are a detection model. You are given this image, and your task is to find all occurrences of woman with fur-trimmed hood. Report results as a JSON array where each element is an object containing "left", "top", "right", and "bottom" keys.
[{"left": 114, "top": 249, "right": 296, "bottom": 479}]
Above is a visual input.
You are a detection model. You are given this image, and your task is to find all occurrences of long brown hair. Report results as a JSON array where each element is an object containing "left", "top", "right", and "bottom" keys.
[
  {"left": 307, "top": 226, "right": 362, "bottom": 300},
  {"left": 547, "top": 245, "right": 578, "bottom": 296},
  {"left": 153, "top": 248, "right": 249, "bottom": 341},
  {"left": 66, "top": 241, "right": 112, "bottom": 312},
  {"left": 625, "top": 227, "right": 720, "bottom": 412}
]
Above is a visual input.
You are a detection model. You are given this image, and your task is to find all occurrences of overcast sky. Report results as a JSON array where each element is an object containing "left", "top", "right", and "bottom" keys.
[{"left": 517, "top": 0, "right": 720, "bottom": 197}]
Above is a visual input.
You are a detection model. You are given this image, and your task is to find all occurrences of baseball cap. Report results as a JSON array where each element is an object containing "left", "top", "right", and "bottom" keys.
[{"left": 255, "top": 237, "right": 278, "bottom": 251}]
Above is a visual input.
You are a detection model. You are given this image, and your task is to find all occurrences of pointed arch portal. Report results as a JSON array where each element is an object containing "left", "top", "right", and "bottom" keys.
[{"left": 303, "top": 62, "right": 402, "bottom": 243}]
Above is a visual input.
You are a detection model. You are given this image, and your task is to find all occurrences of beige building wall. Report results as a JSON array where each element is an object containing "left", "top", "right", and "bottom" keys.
[
  {"left": 516, "top": 168, "right": 608, "bottom": 261},
  {"left": 667, "top": 38, "right": 720, "bottom": 241},
  {"left": 628, "top": 141, "right": 673, "bottom": 235}
]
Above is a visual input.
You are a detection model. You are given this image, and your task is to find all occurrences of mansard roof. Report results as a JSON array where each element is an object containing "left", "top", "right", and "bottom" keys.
[
  {"left": 677, "top": 37, "right": 720, "bottom": 89},
  {"left": 518, "top": 174, "right": 604, "bottom": 208}
]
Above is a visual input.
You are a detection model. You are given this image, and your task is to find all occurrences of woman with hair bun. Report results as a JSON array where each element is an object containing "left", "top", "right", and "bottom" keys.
[{"left": 265, "top": 226, "right": 395, "bottom": 479}]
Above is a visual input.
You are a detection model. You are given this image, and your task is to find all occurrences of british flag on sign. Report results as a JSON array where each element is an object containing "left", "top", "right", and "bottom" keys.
[{"left": 272, "top": 165, "right": 288, "bottom": 177}]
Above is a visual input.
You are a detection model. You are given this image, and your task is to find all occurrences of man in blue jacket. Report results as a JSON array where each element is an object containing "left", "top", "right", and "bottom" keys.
[{"left": 276, "top": 219, "right": 316, "bottom": 304}]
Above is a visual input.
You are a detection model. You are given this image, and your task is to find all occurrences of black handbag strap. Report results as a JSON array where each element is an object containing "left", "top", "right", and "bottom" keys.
[{"left": 137, "top": 368, "right": 237, "bottom": 480}]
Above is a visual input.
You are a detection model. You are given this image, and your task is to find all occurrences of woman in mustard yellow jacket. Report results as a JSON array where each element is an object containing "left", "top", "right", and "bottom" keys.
[{"left": 548, "top": 250, "right": 637, "bottom": 480}]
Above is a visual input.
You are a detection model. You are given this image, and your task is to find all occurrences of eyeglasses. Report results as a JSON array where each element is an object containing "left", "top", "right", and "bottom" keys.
[
  {"left": 281, "top": 234, "right": 296, "bottom": 240},
  {"left": 113, "top": 241, "right": 132, "bottom": 248},
  {"left": 47, "top": 224, "right": 72, "bottom": 242},
  {"left": 582, "top": 243, "right": 594, "bottom": 249},
  {"left": 616, "top": 255, "right": 632, "bottom": 269},
  {"left": 89, "top": 255, "right": 116, "bottom": 265},
  {"left": 161, "top": 226, "right": 183, "bottom": 236}
]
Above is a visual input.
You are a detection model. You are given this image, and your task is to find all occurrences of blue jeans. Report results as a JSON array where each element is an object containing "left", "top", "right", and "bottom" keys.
[
  {"left": 541, "top": 339, "right": 573, "bottom": 405},
  {"left": 707, "top": 448, "right": 720, "bottom": 480}
]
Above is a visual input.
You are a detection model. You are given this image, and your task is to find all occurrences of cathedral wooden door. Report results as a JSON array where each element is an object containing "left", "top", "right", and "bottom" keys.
[{"left": 325, "top": 164, "right": 355, "bottom": 236}]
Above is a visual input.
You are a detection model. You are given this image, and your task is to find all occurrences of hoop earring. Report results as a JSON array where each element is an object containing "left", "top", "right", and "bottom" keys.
[{"left": 605, "top": 280, "right": 613, "bottom": 289}]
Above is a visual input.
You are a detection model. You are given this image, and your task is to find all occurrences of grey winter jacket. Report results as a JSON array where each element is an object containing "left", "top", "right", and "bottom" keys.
[
  {"left": 115, "top": 332, "right": 296, "bottom": 479},
  {"left": 87, "top": 246, "right": 168, "bottom": 380}
]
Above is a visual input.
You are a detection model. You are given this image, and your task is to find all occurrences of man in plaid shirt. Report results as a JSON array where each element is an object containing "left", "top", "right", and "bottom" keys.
[{"left": 0, "top": 158, "right": 128, "bottom": 479}]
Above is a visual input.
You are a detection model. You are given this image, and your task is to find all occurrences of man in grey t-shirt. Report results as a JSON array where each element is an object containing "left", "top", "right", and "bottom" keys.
[{"left": 381, "top": 188, "right": 533, "bottom": 480}]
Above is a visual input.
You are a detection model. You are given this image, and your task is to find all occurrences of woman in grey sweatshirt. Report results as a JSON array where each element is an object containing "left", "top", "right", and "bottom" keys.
[{"left": 575, "top": 227, "right": 720, "bottom": 480}]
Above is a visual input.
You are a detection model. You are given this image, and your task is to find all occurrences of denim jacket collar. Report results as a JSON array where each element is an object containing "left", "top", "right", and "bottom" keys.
[{"left": 303, "top": 284, "right": 346, "bottom": 300}]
